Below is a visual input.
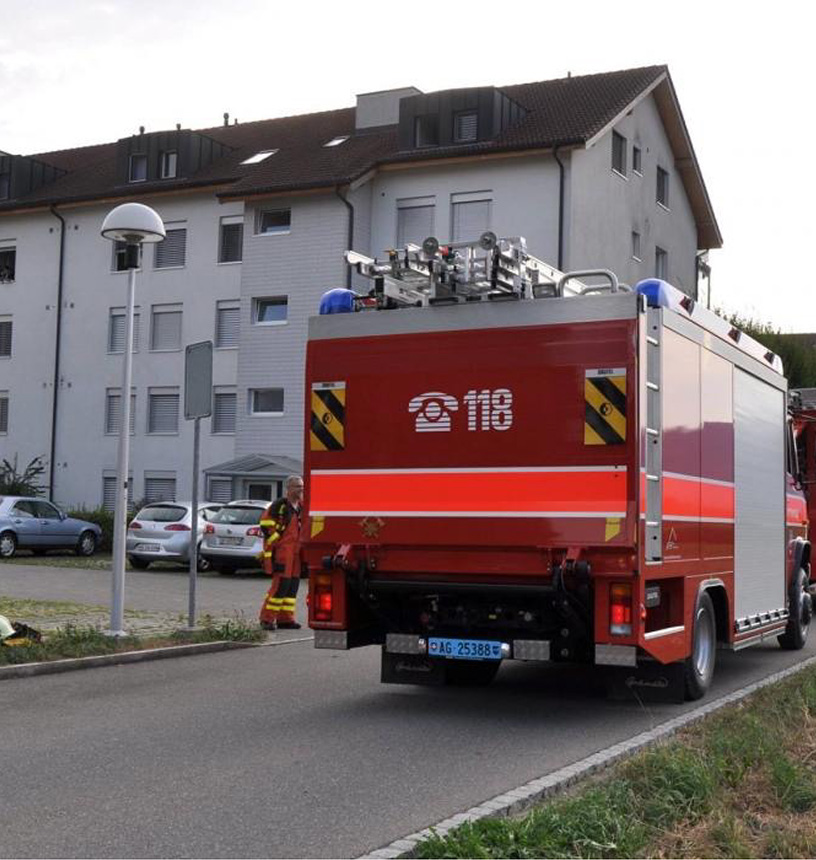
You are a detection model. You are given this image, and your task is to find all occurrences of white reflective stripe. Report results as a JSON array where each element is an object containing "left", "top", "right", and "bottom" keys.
[{"left": 639, "top": 513, "right": 735, "bottom": 523}]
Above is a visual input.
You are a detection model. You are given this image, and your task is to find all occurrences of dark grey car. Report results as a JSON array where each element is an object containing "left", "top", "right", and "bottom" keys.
[{"left": 0, "top": 496, "right": 102, "bottom": 558}]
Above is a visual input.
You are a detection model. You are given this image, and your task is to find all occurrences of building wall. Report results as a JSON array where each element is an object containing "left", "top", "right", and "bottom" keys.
[{"left": 568, "top": 94, "right": 699, "bottom": 295}]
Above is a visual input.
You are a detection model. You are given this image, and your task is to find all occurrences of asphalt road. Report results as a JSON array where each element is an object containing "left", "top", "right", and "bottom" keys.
[{"left": 1, "top": 586, "right": 815, "bottom": 858}]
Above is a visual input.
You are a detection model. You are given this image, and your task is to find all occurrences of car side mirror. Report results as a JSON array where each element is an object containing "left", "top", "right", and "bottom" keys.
[{"left": 60, "top": 511, "right": 67, "bottom": 520}]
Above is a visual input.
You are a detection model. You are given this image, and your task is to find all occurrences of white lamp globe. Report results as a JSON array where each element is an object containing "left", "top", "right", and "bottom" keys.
[{"left": 101, "top": 202, "right": 166, "bottom": 244}]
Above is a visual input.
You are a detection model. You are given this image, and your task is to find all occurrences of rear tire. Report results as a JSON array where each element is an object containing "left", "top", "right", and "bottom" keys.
[
  {"left": 76, "top": 531, "right": 97, "bottom": 557},
  {"left": 684, "top": 590, "right": 717, "bottom": 700},
  {"left": 196, "top": 553, "right": 212, "bottom": 573},
  {"left": 778, "top": 568, "right": 811, "bottom": 651},
  {"left": 128, "top": 556, "right": 150, "bottom": 570},
  {"left": 0, "top": 531, "right": 17, "bottom": 559},
  {"left": 444, "top": 660, "right": 501, "bottom": 687}
]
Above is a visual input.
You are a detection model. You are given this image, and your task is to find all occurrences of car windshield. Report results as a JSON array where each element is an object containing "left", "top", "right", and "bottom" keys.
[
  {"left": 213, "top": 506, "right": 263, "bottom": 525},
  {"left": 136, "top": 505, "right": 187, "bottom": 523}
]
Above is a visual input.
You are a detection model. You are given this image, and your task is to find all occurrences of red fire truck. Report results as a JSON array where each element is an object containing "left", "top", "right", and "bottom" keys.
[{"left": 303, "top": 234, "right": 813, "bottom": 701}]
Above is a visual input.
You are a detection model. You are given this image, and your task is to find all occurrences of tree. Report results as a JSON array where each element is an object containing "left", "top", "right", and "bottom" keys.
[{"left": 0, "top": 455, "right": 47, "bottom": 496}]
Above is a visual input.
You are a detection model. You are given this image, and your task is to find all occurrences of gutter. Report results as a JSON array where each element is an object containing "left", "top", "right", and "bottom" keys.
[
  {"left": 48, "top": 205, "right": 66, "bottom": 497},
  {"left": 335, "top": 186, "right": 354, "bottom": 288},
  {"left": 553, "top": 146, "right": 566, "bottom": 270}
]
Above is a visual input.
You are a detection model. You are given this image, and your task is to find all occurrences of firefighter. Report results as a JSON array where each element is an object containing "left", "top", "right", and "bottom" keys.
[{"left": 258, "top": 475, "right": 305, "bottom": 630}]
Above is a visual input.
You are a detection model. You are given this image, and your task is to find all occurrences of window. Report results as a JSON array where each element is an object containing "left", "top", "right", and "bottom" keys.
[
  {"left": 105, "top": 389, "right": 136, "bottom": 435},
  {"left": 112, "top": 241, "right": 142, "bottom": 272},
  {"left": 0, "top": 317, "right": 12, "bottom": 358},
  {"left": 632, "top": 145, "right": 642, "bottom": 174},
  {"left": 32, "top": 500, "right": 61, "bottom": 520},
  {"left": 247, "top": 483, "right": 275, "bottom": 501},
  {"left": 655, "top": 246, "right": 668, "bottom": 280},
  {"left": 250, "top": 388, "right": 284, "bottom": 415},
  {"left": 612, "top": 131, "right": 627, "bottom": 176},
  {"left": 154, "top": 227, "right": 186, "bottom": 268},
  {"left": 631, "top": 231, "right": 641, "bottom": 261},
  {"left": 219, "top": 216, "right": 243, "bottom": 263},
  {"left": 0, "top": 391, "right": 7, "bottom": 433},
  {"left": 144, "top": 474, "right": 177, "bottom": 503},
  {"left": 324, "top": 136, "right": 349, "bottom": 147},
  {"left": 148, "top": 389, "right": 180, "bottom": 434},
  {"left": 160, "top": 150, "right": 177, "bottom": 179},
  {"left": 208, "top": 477, "right": 233, "bottom": 504},
  {"left": 241, "top": 150, "right": 278, "bottom": 165},
  {"left": 0, "top": 247, "right": 15, "bottom": 282},
  {"left": 415, "top": 114, "right": 439, "bottom": 147},
  {"left": 396, "top": 197, "right": 435, "bottom": 247},
  {"left": 215, "top": 300, "right": 240, "bottom": 348},
  {"left": 254, "top": 296, "right": 288, "bottom": 324},
  {"left": 129, "top": 154, "right": 147, "bottom": 182},
  {"left": 451, "top": 192, "right": 492, "bottom": 244},
  {"left": 212, "top": 389, "right": 237, "bottom": 433},
  {"left": 108, "top": 307, "right": 140, "bottom": 353},
  {"left": 454, "top": 111, "right": 478, "bottom": 143},
  {"left": 150, "top": 304, "right": 182, "bottom": 351},
  {"left": 0, "top": 173, "right": 9, "bottom": 200},
  {"left": 257, "top": 209, "right": 291, "bottom": 236},
  {"left": 657, "top": 167, "right": 670, "bottom": 207}
]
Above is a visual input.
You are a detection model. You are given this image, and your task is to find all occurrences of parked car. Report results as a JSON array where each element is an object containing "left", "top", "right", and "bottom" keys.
[
  {"left": 0, "top": 496, "right": 103, "bottom": 559},
  {"left": 126, "top": 501, "right": 223, "bottom": 570},
  {"left": 199, "top": 499, "right": 269, "bottom": 574}
]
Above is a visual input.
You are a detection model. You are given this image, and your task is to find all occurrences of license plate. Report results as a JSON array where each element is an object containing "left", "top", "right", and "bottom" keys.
[
  {"left": 136, "top": 544, "right": 160, "bottom": 552},
  {"left": 218, "top": 537, "right": 244, "bottom": 546},
  {"left": 428, "top": 637, "right": 504, "bottom": 661}
]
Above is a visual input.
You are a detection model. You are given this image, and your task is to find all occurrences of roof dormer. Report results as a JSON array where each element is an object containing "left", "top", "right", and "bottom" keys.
[{"left": 0, "top": 153, "right": 68, "bottom": 202}]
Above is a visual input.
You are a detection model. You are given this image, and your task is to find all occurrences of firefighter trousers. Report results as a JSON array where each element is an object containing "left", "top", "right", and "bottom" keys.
[{"left": 259, "top": 574, "right": 300, "bottom": 625}]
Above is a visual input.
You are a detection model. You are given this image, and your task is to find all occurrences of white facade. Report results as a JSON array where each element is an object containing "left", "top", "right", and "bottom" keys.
[{"left": 0, "top": 91, "right": 705, "bottom": 509}]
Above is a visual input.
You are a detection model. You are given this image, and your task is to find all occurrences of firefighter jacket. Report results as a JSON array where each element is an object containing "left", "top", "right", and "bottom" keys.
[{"left": 260, "top": 497, "right": 302, "bottom": 577}]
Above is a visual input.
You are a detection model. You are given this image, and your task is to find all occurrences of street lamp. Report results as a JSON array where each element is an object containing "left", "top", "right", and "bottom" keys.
[{"left": 100, "top": 203, "right": 165, "bottom": 635}]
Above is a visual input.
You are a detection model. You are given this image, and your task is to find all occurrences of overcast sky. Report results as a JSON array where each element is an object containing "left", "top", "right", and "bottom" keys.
[{"left": 1, "top": 0, "right": 812, "bottom": 331}]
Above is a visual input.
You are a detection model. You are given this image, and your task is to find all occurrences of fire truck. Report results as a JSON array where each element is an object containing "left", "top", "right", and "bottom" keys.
[{"left": 303, "top": 233, "right": 814, "bottom": 701}]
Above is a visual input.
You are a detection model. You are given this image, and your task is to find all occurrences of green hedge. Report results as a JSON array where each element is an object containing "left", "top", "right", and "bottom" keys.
[{"left": 66, "top": 508, "right": 115, "bottom": 553}]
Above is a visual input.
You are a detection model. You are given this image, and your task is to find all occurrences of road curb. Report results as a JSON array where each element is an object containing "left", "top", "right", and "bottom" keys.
[
  {"left": 0, "top": 639, "right": 260, "bottom": 681},
  {"left": 359, "top": 653, "right": 816, "bottom": 859}
]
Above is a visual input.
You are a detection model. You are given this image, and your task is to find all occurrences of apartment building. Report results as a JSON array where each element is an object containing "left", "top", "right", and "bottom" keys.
[{"left": 0, "top": 65, "right": 721, "bottom": 509}]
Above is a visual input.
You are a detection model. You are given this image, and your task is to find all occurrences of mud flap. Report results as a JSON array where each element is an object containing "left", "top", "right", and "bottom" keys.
[
  {"left": 381, "top": 649, "right": 447, "bottom": 686},
  {"left": 605, "top": 660, "right": 685, "bottom": 703}
]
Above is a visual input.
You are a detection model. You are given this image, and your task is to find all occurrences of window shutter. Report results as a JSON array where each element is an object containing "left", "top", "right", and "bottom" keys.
[
  {"left": 148, "top": 394, "right": 179, "bottom": 433},
  {"left": 151, "top": 310, "right": 182, "bottom": 350},
  {"left": 0, "top": 320, "right": 12, "bottom": 357},
  {"left": 397, "top": 206, "right": 434, "bottom": 247},
  {"left": 0, "top": 396, "right": 8, "bottom": 433},
  {"left": 452, "top": 200, "right": 491, "bottom": 244},
  {"left": 215, "top": 305, "right": 240, "bottom": 347},
  {"left": 144, "top": 477, "right": 177, "bottom": 503},
  {"left": 219, "top": 223, "right": 243, "bottom": 263},
  {"left": 455, "top": 112, "right": 478, "bottom": 142},
  {"left": 102, "top": 475, "right": 133, "bottom": 511},
  {"left": 155, "top": 228, "right": 186, "bottom": 268},
  {"left": 106, "top": 392, "right": 135, "bottom": 434},
  {"left": 109, "top": 312, "right": 140, "bottom": 352},
  {"left": 212, "top": 392, "right": 237, "bottom": 433},
  {"left": 208, "top": 478, "right": 233, "bottom": 504}
]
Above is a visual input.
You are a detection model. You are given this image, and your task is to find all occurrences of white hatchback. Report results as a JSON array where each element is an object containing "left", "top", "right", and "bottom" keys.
[{"left": 126, "top": 502, "right": 223, "bottom": 570}]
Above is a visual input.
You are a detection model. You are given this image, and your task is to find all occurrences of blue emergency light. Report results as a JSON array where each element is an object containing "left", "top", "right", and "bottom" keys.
[{"left": 319, "top": 288, "right": 356, "bottom": 315}]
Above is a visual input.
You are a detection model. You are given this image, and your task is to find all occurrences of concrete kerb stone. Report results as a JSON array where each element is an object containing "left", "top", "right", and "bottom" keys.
[{"left": 359, "top": 653, "right": 816, "bottom": 859}]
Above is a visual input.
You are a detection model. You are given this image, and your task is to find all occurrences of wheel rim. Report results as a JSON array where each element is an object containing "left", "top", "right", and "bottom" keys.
[
  {"left": 80, "top": 534, "right": 94, "bottom": 554},
  {"left": 0, "top": 534, "right": 14, "bottom": 557},
  {"left": 799, "top": 585, "right": 812, "bottom": 637},
  {"left": 694, "top": 606, "right": 715, "bottom": 678}
]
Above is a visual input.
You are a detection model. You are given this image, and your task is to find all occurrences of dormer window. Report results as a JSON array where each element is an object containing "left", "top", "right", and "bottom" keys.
[
  {"left": 454, "top": 111, "right": 478, "bottom": 143},
  {"left": 160, "top": 150, "right": 177, "bottom": 179},
  {"left": 129, "top": 154, "right": 147, "bottom": 182},
  {"left": 324, "top": 136, "right": 350, "bottom": 148},
  {"left": 241, "top": 150, "right": 278, "bottom": 165},
  {"left": 414, "top": 115, "right": 439, "bottom": 148},
  {"left": 0, "top": 173, "right": 10, "bottom": 200}
]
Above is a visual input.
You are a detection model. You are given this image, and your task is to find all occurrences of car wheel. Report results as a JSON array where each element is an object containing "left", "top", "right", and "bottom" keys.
[
  {"left": 778, "top": 568, "right": 812, "bottom": 651},
  {"left": 0, "top": 531, "right": 17, "bottom": 559},
  {"left": 684, "top": 590, "right": 717, "bottom": 700},
  {"left": 128, "top": 556, "right": 150, "bottom": 570},
  {"left": 444, "top": 660, "right": 501, "bottom": 687},
  {"left": 76, "top": 531, "right": 97, "bottom": 557},
  {"left": 196, "top": 553, "right": 212, "bottom": 573}
]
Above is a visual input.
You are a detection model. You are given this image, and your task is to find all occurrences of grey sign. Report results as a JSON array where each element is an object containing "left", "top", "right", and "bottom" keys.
[{"left": 184, "top": 341, "right": 213, "bottom": 419}]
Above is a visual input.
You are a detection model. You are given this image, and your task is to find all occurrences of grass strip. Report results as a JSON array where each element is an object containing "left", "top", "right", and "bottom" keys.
[
  {"left": 415, "top": 667, "right": 816, "bottom": 859},
  {"left": 0, "top": 616, "right": 264, "bottom": 665}
]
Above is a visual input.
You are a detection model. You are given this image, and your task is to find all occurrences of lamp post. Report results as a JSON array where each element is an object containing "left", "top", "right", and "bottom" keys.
[{"left": 100, "top": 203, "right": 165, "bottom": 635}]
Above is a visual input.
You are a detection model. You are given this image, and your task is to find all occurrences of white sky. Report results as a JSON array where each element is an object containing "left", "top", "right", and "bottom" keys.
[{"left": 1, "top": 0, "right": 813, "bottom": 331}]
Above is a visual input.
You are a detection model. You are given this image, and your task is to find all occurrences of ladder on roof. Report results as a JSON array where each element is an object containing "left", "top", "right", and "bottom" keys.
[{"left": 344, "top": 232, "right": 626, "bottom": 309}]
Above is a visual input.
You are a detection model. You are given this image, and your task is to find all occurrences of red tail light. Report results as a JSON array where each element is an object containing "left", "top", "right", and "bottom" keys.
[
  {"left": 610, "top": 583, "right": 633, "bottom": 636},
  {"left": 129, "top": 522, "right": 142, "bottom": 530},
  {"left": 246, "top": 527, "right": 262, "bottom": 537},
  {"left": 164, "top": 523, "right": 191, "bottom": 531},
  {"left": 205, "top": 524, "right": 215, "bottom": 534},
  {"left": 314, "top": 574, "right": 333, "bottom": 622}
]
